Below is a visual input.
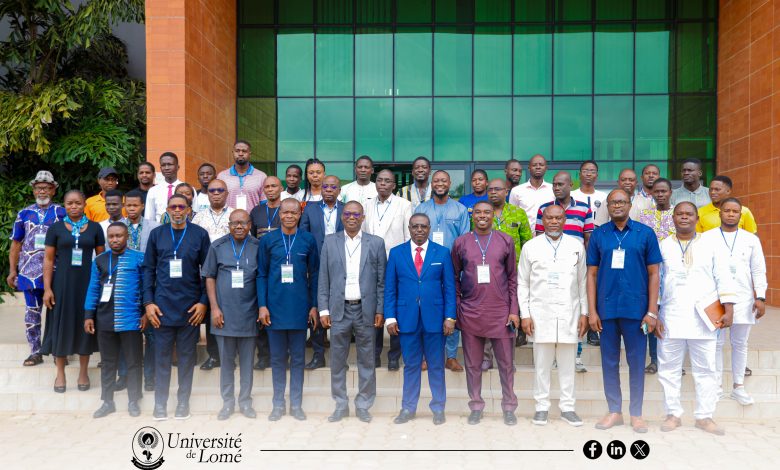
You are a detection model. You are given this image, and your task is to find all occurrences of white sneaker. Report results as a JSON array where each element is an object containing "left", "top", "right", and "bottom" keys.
[
  {"left": 575, "top": 357, "right": 587, "bottom": 373},
  {"left": 730, "top": 386, "right": 754, "bottom": 405}
]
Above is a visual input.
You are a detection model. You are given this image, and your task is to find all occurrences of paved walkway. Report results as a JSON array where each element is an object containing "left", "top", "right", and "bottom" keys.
[{"left": 1, "top": 411, "right": 778, "bottom": 469}]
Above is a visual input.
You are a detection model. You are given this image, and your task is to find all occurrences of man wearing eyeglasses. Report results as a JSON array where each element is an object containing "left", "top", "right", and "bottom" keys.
[
  {"left": 143, "top": 194, "right": 212, "bottom": 421},
  {"left": 192, "top": 179, "right": 234, "bottom": 371},
  {"left": 318, "top": 201, "right": 387, "bottom": 423},
  {"left": 300, "top": 175, "right": 345, "bottom": 370}
]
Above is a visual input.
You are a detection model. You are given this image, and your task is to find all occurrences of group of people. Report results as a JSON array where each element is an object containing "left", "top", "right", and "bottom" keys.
[{"left": 6, "top": 142, "right": 767, "bottom": 434}]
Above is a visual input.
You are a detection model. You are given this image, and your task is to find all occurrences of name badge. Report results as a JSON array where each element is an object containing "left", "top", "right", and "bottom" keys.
[
  {"left": 728, "top": 260, "right": 737, "bottom": 276},
  {"left": 231, "top": 269, "right": 244, "bottom": 289},
  {"left": 547, "top": 271, "right": 561, "bottom": 286},
  {"left": 432, "top": 231, "right": 444, "bottom": 245},
  {"left": 281, "top": 263, "right": 294, "bottom": 283},
  {"left": 236, "top": 194, "right": 247, "bottom": 211},
  {"left": 100, "top": 283, "right": 113, "bottom": 302},
  {"left": 477, "top": 264, "right": 490, "bottom": 284},
  {"left": 346, "top": 270, "right": 359, "bottom": 284},
  {"left": 71, "top": 248, "right": 83, "bottom": 266},
  {"left": 673, "top": 270, "right": 687, "bottom": 285},
  {"left": 611, "top": 248, "right": 625, "bottom": 270},
  {"left": 34, "top": 233, "right": 46, "bottom": 250},
  {"left": 170, "top": 258, "right": 183, "bottom": 278}
]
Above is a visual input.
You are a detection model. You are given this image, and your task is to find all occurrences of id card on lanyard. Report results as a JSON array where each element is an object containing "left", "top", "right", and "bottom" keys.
[
  {"left": 100, "top": 253, "right": 120, "bottom": 302},
  {"left": 33, "top": 206, "right": 51, "bottom": 249},
  {"left": 611, "top": 228, "right": 630, "bottom": 270},
  {"left": 169, "top": 224, "right": 188, "bottom": 278},
  {"left": 281, "top": 231, "right": 297, "bottom": 284},
  {"left": 230, "top": 236, "right": 248, "bottom": 289},
  {"left": 473, "top": 231, "right": 493, "bottom": 284}
]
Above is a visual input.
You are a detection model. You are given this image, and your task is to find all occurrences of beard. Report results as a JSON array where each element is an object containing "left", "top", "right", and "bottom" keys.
[
  {"left": 546, "top": 230, "right": 562, "bottom": 238},
  {"left": 36, "top": 196, "right": 51, "bottom": 206}
]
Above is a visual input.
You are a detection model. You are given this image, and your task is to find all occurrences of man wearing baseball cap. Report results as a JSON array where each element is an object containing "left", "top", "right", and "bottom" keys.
[
  {"left": 85, "top": 167, "right": 122, "bottom": 222},
  {"left": 7, "top": 171, "right": 67, "bottom": 367}
]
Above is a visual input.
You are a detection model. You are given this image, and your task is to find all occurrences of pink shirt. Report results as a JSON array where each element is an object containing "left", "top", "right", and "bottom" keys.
[{"left": 217, "top": 164, "right": 267, "bottom": 212}]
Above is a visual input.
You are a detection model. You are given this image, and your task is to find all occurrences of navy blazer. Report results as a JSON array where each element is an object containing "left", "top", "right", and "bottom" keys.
[
  {"left": 383, "top": 241, "right": 456, "bottom": 334},
  {"left": 299, "top": 201, "right": 345, "bottom": 252}
]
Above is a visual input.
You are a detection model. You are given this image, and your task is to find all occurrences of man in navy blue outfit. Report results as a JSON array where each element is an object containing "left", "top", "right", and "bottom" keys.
[{"left": 586, "top": 188, "right": 662, "bottom": 434}]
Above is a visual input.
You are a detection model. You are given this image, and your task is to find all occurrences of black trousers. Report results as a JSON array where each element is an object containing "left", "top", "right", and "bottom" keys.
[
  {"left": 256, "top": 326, "right": 270, "bottom": 362},
  {"left": 154, "top": 324, "right": 199, "bottom": 407},
  {"left": 204, "top": 311, "right": 219, "bottom": 360},
  {"left": 375, "top": 327, "right": 401, "bottom": 362},
  {"left": 97, "top": 330, "right": 143, "bottom": 403}
]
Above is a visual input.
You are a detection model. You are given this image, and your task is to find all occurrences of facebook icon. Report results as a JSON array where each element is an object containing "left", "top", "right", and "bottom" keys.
[{"left": 583, "top": 440, "right": 602, "bottom": 460}]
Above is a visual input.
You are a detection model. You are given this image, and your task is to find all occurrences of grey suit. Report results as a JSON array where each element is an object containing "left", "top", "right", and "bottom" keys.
[{"left": 318, "top": 231, "right": 387, "bottom": 411}]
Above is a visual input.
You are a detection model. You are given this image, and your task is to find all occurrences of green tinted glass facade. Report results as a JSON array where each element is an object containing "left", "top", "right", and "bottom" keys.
[{"left": 238, "top": 0, "right": 717, "bottom": 181}]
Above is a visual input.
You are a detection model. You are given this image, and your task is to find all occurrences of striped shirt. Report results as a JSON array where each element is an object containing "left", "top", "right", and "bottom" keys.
[
  {"left": 535, "top": 198, "right": 594, "bottom": 241},
  {"left": 84, "top": 249, "right": 145, "bottom": 332}
]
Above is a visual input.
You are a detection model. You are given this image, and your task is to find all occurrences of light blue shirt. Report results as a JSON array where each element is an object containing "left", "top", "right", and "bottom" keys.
[{"left": 415, "top": 198, "right": 470, "bottom": 249}]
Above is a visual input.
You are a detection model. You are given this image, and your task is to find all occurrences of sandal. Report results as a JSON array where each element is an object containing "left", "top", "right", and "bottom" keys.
[
  {"left": 23, "top": 354, "right": 43, "bottom": 367},
  {"left": 745, "top": 367, "right": 752, "bottom": 377},
  {"left": 644, "top": 362, "right": 658, "bottom": 374},
  {"left": 77, "top": 380, "right": 91, "bottom": 391}
]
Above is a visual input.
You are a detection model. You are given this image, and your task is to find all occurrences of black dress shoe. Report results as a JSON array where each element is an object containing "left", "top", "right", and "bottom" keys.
[
  {"left": 356, "top": 408, "right": 372, "bottom": 423},
  {"left": 93, "top": 401, "right": 116, "bottom": 418},
  {"left": 153, "top": 404, "right": 168, "bottom": 421},
  {"left": 304, "top": 355, "right": 325, "bottom": 370},
  {"left": 503, "top": 411, "right": 517, "bottom": 426},
  {"left": 254, "top": 358, "right": 270, "bottom": 370},
  {"left": 114, "top": 376, "right": 127, "bottom": 391},
  {"left": 217, "top": 406, "right": 234, "bottom": 421},
  {"left": 467, "top": 410, "right": 482, "bottom": 425},
  {"left": 432, "top": 411, "right": 446, "bottom": 425},
  {"left": 268, "top": 407, "right": 285, "bottom": 421},
  {"left": 587, "top": 331, "right": 600, "bottom": 346},
  {"left": 375, "top": 357, "right": 381, "bottom": 368},
  {"left": 515, "top": 331, "right": 528, "bottom": 347},
  {"left": 328, "top": 408, "right": 349, "bottom": 422},
  {"left": 128, "top": 401, "right": 141, "bottom": 417},
  {"left": 240, "top": 406, "right": 257, "bottom": 419},
  {"left": 290, "top": 407, "right": 307, "bottom": 421},
  {"left": 388, "top": 359, "right": 400, "bottom": 371},
  {"left": 200, "top": 357, "right": 220, "bottom": 370},
  {"left": 175, "top": 402, "right": 190, "bottom": 420},
  {"left": 393, "top": 409, "right": 416, "bottom": 424},
  {"left": 144, "top": 380, "right": 155, "bottom": 392}
]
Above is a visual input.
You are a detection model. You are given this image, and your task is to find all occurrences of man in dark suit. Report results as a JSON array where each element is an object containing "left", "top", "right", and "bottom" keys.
[
  {"left": 318, "top": 201, "right": 387, "bottom": 423},
  {"left": 300, "top": 175, "right": 344, "bottom": 369},
  {"left": 384, "top": 213, "right": 456, "bottom": 425}
]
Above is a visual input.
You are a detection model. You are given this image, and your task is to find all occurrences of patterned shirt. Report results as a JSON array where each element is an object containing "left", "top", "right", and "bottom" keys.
[
  {"left": 9, "top": 204, "right": 66, "bottom": 290},
  {"left": 191, "top": 206, "right": 234, "bottom": 243},
  {"left": 639, "top": 208, "right": 675, "bottom": 242},
  {"left": 398, "top": 182, "right": 432, "bottom": 212},
  {"left": 493, "top": 203, "right": 533, "bottom": 259},
  {"left": 671, "top": 184, "right": 710, "bottom": 209},
  {"left": 84, "top": 249, "right": 145, "bottom": 332},
  {"left": 535, "top": 198, "right": 594, "bottom": 242}
]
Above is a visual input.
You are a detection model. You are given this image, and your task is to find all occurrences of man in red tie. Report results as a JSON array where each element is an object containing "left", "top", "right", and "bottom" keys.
[{"left": 144, "top": 152, "right": 184, "bottom": 222}]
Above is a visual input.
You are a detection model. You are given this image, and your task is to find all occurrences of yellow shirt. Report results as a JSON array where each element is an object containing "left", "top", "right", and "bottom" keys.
[
  {"left": 696, "top": 203, "right": 757, "bottom": 233},
  {"left": 85, "top": 193, "right": 127, "bottom": 222}
]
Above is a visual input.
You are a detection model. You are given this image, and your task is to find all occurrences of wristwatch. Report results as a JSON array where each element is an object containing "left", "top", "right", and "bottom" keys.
[
  {"left": 646, "top": 312, "right": 658, "bottom": 320},
  {"left": 756, "top": 297, "right": 766, "bottom": 302}
]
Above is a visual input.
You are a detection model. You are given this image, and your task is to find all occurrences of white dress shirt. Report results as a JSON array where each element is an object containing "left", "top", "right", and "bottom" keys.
[
  {"left": 362, "top": 194, "right": 412, "bottom": 256},
  {"left": 339, "top": 181, "right": 378, "bottom": 206},
  {"left": 320, "top": 231, "right": 363, "bottom": 317},
  {"left": 385, "top": 240, "right": 429, "bottom": 327},
  {"left": 144, "top": 178, "right": 183, "bottom": 221},
  {"left": 321, "top": 202, "right": 338, "bottom": 235},
  {"left": 508, "top": 180, "right": 554, "bottom": 228},
  {"left": 517, "top": 234, "right": 587, "bottom": 344}
]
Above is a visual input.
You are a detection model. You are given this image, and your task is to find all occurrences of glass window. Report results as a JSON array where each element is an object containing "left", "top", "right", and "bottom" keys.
[
  {"left": 514, "top": 25, "right": 552, "bottom": 95},
  {"left": 316, "top": 29, "right": 353, "bottom": 96},
  {"left": 357, "top": 0, "right": 392, "bottom": 23},
  {"left": 279, "top": 0, "right": 313, "bottom": 24},
  {"left": 396, "top": 0, "right": 431, "bottom": 23},
  {"left": 594, "top": 24, "right": 633, "bottom": 94},
  {"left": 635, "top": 96, "right": 670, "bottom": 161},
  {"left": 395, "top": 98, "right": 432, "bottom": 161},
  {"left": 434, "top": 98, "right": 471, "bottom": 161},
  {"left": 238, "top": 98, "right": 276, "bottom": 162},
  {"left": 277, "top": 29, "right": 314, "bottom": 96},
  {"left": 594, "top": 96, "right": 633, "bottom": 161},
  {"left": 514, "top": 97, "right": 551, "bottom": 160},
  {"left": 316, "top": 98, "right": 353, "bottom": 161},
  {"left": 635, "top": 24, "right": 670, "bottom": 93},
  {"left": 436, "top": 0, "right": 475, "bottom": 23},
  {"left": 240, "top": 0, "right": 274, "bottom": 24},
  {"left": 434, "top": 27, "right": 472, "bottom": 96},
  {"left": 317, "top": 0, "right": 352, "bottom": 24},
  {"left": 474, "top": 26, "right": 511, "bottom": 95},
  {"left": 554, "top": 25, "right": 592, "bottom": 94},
  {"left": 636, "top": 0, "right": 670, "bottom": 19},
  {"left": 515, "top": 0, "right": 551, "bottom": 22},
  {"left": 675, "top": 96, "right": 715, "bottom": 159},
  {"left": 595, "top": 0, "right": 632, "bottom": 20},
  {"left": 395, "top": 28, "right": 433, "bottom": 96},
  {"left": 355, "top": 28, "right": 393, "bottom": 96},
  {"left": 678, "top": 0, "right": 716, "bottom": 20},
  {"left": 475, "top": 0, "right": 511, "bottom": 22},
  {"left": 278, "top": 98, "right": 314, "bottom": 161},
  {"left": 676, "top": 22, "right": 716, "bottom": 93},
  {"left": 554, "top": 97, "right": 592, "bottom": 161},
  {"left": 556, "top": 0, "right": 592, "bottom": 21},
  {"left": 355, "top": 98, "right": 392, "bottom": 162},
  {"left": 474, "top": 98, "right": 511, "bottom": 161},
  {"left": 238, "top": 29, "right": 275, "bottom": 97}
]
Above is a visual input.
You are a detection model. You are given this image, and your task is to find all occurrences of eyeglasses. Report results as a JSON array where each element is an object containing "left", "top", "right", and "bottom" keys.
[
  {"left": 607, "top": 200, "right": 629, "bottom": 207},
  {"left": 487, "top": 187, "right": 506, "bottom": 192},
  {"left": 410, "top": 224, "right": 430, "bottom": 230},
  {"left": 229, "top": 221, "right": 249, "bottom": 227},
  {"left": 342, "top": 211, "right": 363, "bottom": 219},
  {"left": 168, "top": 204, "right": 187, "bottom": 211},
  {"left": 208, "top": 188, "right": 226, "bottom": 194},
  {"left": 322, "top": 184, "right": 339, "bottom": 190}
]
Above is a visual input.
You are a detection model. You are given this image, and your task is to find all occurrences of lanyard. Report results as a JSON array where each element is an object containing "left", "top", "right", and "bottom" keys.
[
  {"left": 375, "top": 198, "right": 392, "bottom": 224},
  {"left": 494, "top": 207, "right": 505, "bottom": 228},
  {"left": 170, "top": 223, "right": 188, "bottom": 259},
  {"left": 346, "top": 238, "right": 361, "bottom": 260},
  {"left": 433, "top": 203, "right": 445, "bottom": 229},
  {"left": 282, "top": 231, "right": 298, "bottom": 264},
  {"left": 416, "top": 184, "right": 429, "bottom": 204},
  {"left": 231, "top": 164, "right": 253, "bottom": 189},
  {"left": 209, "top": 207, "right": 227, "bottom": 229},
  {"left": 719, "top": 228, "right": 738, "bottom": 257},
  {"left": 321, "top": 202, "right": 336, "bottom": 226},
  {"left": 35, "top": 205, "right": 52, "bottom": 226},
  {"left": 65, "top": 215, "right": 88, "bottom": 247},
  {"left": 676, "top": 234, "right": 698, "bottom": 266},
  {"left": 128, "top": 221, "right": 142, "bottom": 250},
  {"left": 472, "top": 230, "right": 493, "bottom": 265},
  {"left": 106, "top": 252, "right": 121, "bottom": 283},
  {"left": 613, "top": 226, "right": 630, "bottom": 249},
  {"left": 266, "top": 204, "right": 280, "bottom": 229},
  {"left": 230, "top": 236, "right": 248, "bottom": 269},
  {"left": 545, "top": 234, "right": 562, "bottom": 260}
]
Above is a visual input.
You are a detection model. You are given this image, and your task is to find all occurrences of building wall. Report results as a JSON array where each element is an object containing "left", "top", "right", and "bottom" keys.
[
  {"left": 146, "top": 0, "right": 236, "bottom": 181},
  {"left": 718, "top": 0, "right": 779, "bottom": 304}
]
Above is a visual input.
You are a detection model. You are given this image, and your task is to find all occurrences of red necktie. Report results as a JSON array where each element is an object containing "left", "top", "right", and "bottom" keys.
[
  {"left": 167, "top": 184, "right": 173, "bottom": 200},
  {"left": 414, "top": 247, "right": 423, "bottom": 276}
]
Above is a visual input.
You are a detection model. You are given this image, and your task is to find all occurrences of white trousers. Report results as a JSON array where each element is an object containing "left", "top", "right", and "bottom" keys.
[
  {"left": 657, "top": 337, "right": 718, "bottom": 420},
  {"left": 532, "top": 342, "right": 576, "bottom": 412},
  {"left": 716, "top": 324, "right": 752, "bottom": 387}
]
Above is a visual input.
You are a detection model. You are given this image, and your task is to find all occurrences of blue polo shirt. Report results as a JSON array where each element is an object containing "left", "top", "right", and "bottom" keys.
[{"left": 586, "top": 219, "right": 662, "bottom": 320}]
